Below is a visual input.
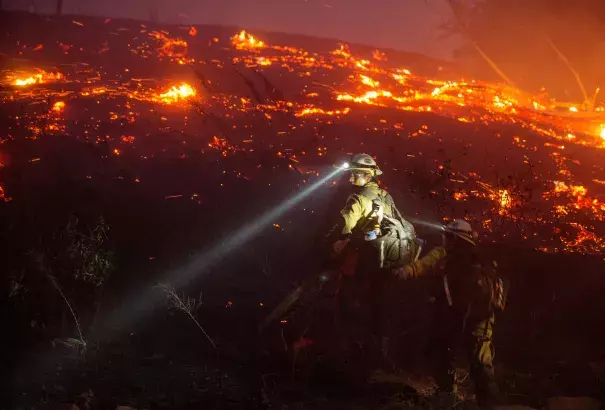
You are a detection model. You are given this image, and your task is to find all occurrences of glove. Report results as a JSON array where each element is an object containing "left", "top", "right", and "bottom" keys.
[
  {"left": 332, "top": 238, "right": 350, "bottom": 254},
  {"left": 393, "top": 264, "right": 415, "bottom": 280},
  {"left": 393, "top": 247, "right": 447, "bottom": 280}
]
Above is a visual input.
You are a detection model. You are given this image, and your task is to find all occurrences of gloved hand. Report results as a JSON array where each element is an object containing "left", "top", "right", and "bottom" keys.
[
  {"left": 393, "top": 264, "right": 415, "bottom": 280},
  {"left": 393, "top": 247, "right": 447, "bottom": 280},
  {"left": 332, "top": 238, "right": 350, "bottom": 254},
  {"left": 429, "top": 246, "right": 447, "bottom": 259}
]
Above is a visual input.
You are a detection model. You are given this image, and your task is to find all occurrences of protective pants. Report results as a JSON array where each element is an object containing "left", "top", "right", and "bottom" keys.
[
  {"left": 433, "top": 311, "right": 499, "bottom": 409},
  {"left": 336, "top": 247, "right": 395, "bottom": 369}
]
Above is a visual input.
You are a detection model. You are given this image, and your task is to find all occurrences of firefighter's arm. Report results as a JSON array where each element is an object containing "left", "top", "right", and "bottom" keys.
[
  {"left": 394, "top": 246, "right": 447, "bottom": 280},
  {"left": 329, "top": 194, "right": 364, "bottom": 254},
  {"left": 339, "top": 194, "right": 365, "bottom": 235}
]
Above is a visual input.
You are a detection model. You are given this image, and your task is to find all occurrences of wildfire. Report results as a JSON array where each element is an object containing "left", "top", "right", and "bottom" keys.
[
  {"left": 157, "top": 83, "right": 196, "bottom": 104},
  {"left": 149, "top": 31, "right": 191, "bottom": 62},
  {"left": 295, "top": 107, "right": 351, "bottom": 117},
  {"left": 256, "top": 57, "right": 272, "bottom": 66},
  {"left": 3, "top": 26, "right": 605, "bottom": 255},
  {"left": 359, "top": 74, "right": 380, "bottom": 88},
  {"left": 232, "top": 30, "right": 265, "bottom": 51},
  {"left": 550, "top": 181, "right": 605, "bottom": 221},
  {"left": 11, "top": 71, "right": 63, "bottom": 86},
  {"left": 52, "top": 101, "right": 65, "bottom": 112},
  {"left": 499, "top": 190, "right": 512, "bottom": 209},
  {"left": 337, "top": 90, "right": 392, "bottom": 105}
]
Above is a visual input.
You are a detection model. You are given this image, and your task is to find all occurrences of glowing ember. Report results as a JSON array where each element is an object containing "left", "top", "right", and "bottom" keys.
[
  {"left": 295, "top": 107, "right": 351, "bottom": 117},
  {"left": 600, "top": 126, "right": 605, "bottom": 140},
  {"left": 0, "top": 185, "right": 11, "bottom": 202},
  {"left": 149, "top": 31, "right": 191, "bottom": 62}
]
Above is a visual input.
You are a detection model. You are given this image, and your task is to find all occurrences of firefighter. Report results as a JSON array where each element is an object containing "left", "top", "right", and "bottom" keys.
[
  {"left": 394, "top": 219, "right": 503, "bottom": 409},
  {"left": 329, "top": 153, "right": 407, "bottom": 365}
]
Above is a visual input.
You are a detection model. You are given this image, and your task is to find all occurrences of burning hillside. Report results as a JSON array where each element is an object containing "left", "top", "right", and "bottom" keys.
[{"left": 0, "top": 13, "right": 604, "bottom": 256}]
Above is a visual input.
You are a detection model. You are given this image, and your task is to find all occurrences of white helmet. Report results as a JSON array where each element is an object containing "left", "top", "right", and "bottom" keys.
[
  {"left": 349, "top": 153, "right": 383, "bottom": 176},
  {"left": 443, "top": 219, "right": 476, "bottom": 246}
]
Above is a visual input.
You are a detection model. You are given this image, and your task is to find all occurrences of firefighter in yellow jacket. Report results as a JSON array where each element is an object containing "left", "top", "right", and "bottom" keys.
[
  {"left": 329, "top": 153, "right": 406, "bottom": 364},
  {"left": 333, "top": 155, "right": 394, "bottom": 244},
  {"left": 394, "top": 220, "right": 504, "bottom": 409}
]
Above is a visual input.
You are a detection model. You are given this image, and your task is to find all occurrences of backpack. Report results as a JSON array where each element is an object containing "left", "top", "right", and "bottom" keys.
[
  {"left": 373, "top": 215, "right": 418, "bottom": 269},
  {"left": 442, "top": 252, "right": 508, "bottom": 317},
  {"left": 360, "top": 188, "right": 418, "bottom": 269},
  {"left": 471, "top": 259, "right": 509, "bottom": 313}
]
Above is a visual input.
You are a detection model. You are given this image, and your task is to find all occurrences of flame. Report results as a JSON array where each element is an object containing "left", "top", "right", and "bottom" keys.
[
  {"left": 12, "top": 71, "right": 63, "bottom": 86},
  {"left": 499, "top": 190, "right": 511, "bottom": 209},
  {"left": 232, "top": 30, "right": 265, "bottom": 50},
  {"left": 4, "top": 28, "right": 605, "bottom": 255},
  {"left": 372, "top": 50, "right": 387, "bottom": 62},
  {"left": 157, "top": 83, "right": 196, "bottom": 104},
  {"left": 256, "top": 57, "right": 272, "bottom": 66},
  {"left": 295, "top": 107, "right": 351, "bottom": 117},
  {"left": 149, "top": 31, "right": 190, "bottom": 62},
  {"left": 359, "top": 74, "right": 379, "bottom": 88},
  {"left": 52, "top": 101, "right": 65, "bottom": 112},
  {"left": 453, "top": 191, "right": 469, "bottom": 201}
]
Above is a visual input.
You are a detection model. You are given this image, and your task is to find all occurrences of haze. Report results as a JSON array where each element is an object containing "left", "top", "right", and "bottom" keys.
[{"left": 3, "top": 0, "right": 461, "bottom": 60}]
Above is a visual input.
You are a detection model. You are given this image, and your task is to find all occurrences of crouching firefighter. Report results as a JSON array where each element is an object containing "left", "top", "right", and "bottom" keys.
[
  {"left": 394, "top": 219, "right": 508, "bottom": 409},
  {"left": 328, "top": 153, "right": 419, "bottom": 364}
]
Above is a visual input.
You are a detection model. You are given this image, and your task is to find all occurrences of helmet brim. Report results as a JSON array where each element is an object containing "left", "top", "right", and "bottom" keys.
[
  {"left": 345, "top": 166, "right": 383, "bottom": 176},
  {"left": 443, "top": 227, "right": 476, "bottom": 246}
]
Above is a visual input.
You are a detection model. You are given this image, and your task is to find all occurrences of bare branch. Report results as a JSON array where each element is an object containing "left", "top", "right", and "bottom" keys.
[
  {"left": 47, "top": 275, "right": 87, "bottom": 353},
  {"left": 543, "top": 33, "right": 590, "bottom": 107},
  {"left": 444, "top": 0, "right": 516, "bottom": 87},
  {"left": 156, "top": 283, "right": 217, "bottom": 350}
]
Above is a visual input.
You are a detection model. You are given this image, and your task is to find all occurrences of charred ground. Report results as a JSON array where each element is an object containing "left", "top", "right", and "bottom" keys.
[{"left": 1, "top": 11, "right": 604, "bottom": 409}]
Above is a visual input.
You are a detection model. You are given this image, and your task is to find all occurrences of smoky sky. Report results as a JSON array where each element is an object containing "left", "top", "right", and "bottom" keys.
[{"left": 4, "top": 0, "right": 462, "bottom": 60}]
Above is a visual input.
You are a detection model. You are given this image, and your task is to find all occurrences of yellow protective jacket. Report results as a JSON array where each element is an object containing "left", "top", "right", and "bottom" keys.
[
  {"left": 402, "top": 246, "right": 447, "bottom": 279},
  {"left": 339, "top": 182, "right": 395, "bottom": 238}
]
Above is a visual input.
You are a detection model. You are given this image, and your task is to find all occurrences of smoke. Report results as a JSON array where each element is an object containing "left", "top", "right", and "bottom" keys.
[{"left": 445, "top": 0, "right": 605, "bottom": 102}]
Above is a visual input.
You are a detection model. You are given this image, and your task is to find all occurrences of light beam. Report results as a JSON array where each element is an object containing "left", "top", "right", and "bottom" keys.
[{"left": 93, "top": 165, "right": 347, "bottom": 337}]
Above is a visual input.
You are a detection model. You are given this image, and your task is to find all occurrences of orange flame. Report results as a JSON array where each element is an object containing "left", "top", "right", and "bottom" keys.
[
  {"left": 157, "top": 83, "right": 196, "bottom": 104},
  {"left": 499, "top": 190, "right": 511, "bottom": 209},
  {"left": 13, "top": 71, "right": 63, "bottom": 86},
  {"left": 52, "top": 101, "right": 65, "bottom": 112},
  {"left": 232, "top": 30, "right": 265, "bottom": 50}
]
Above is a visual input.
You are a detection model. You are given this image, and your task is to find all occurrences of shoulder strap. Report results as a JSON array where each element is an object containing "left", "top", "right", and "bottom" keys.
[
  {"left": 359, "top": 186, "right": 379, "bottom": 201},
  {"left": 362, "top": 187, "right": 402, "bottom": 220},
  {"left": 379, "top": 191, "right": 406, "bottom": 225}
]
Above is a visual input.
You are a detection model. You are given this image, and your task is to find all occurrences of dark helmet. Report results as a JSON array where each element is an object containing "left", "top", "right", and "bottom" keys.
[{"left": 443, "top": 219, "right": 477, "bottom": 246}]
